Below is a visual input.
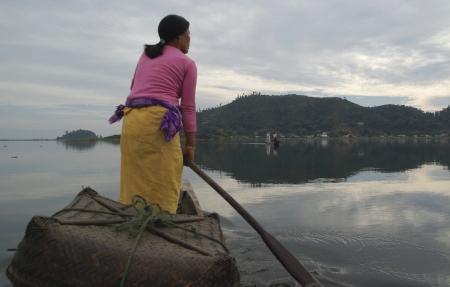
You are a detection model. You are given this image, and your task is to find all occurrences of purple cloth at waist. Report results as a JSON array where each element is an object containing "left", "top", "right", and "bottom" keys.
[{"left": 108, "top": 97, "right": 182, "bottom": 141}]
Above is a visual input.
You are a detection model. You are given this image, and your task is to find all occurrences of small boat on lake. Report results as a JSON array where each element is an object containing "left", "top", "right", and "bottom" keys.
[{"left": 7, "top": 181, "right": 240, "bottom": 287}]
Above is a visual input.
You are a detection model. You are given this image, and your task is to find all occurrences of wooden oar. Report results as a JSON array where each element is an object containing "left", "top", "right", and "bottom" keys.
[{"left": 188, "top": 161, "right": 323, "bottom": 287}]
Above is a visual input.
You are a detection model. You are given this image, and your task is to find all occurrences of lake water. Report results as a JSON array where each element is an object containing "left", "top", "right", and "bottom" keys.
[{"left": 1, "top": 139, "right": 450, "bottom": 287}]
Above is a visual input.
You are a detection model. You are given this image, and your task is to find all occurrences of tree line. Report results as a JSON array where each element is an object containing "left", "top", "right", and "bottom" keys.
[{"left": 197, "top": 94, "right": 450, "bottom": 138}]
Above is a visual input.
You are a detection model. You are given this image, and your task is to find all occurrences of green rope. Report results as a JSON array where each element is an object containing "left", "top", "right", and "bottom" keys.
[
  {"left": 116, "top": 195, "right": 227, "bottom": 287},
  {"left": 115, "top": 195, "right": 168, "bottom": 237},
  {"left": 117, "top": 195, "right": 181, "bottom": 287},
  {"left": 119, "top": 210, "right": 153, "bottom": 287}
]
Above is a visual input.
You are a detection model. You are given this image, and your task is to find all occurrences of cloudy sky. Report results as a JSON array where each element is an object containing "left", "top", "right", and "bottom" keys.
[{"left": 1, "top": 0, "right": 450, "bottom": 138}]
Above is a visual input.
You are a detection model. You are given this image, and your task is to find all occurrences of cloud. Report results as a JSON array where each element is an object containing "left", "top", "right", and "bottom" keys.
[{"left": 1, "top": 0, "right": 450, "bottom": 137}]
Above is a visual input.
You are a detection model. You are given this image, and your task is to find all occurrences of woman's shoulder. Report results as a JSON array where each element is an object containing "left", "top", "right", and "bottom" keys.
[
  {"left": 173, "top": 51, "right": 196, "bottom": 67},
  {"left": 170, "top": 54, "right": 196, "bottom": 75},
  {"left": 164, "top": 47, "right": 195, "bottom": 65},
  {"left": 183, "top": 55, "right": 196, "bottom": 69}
]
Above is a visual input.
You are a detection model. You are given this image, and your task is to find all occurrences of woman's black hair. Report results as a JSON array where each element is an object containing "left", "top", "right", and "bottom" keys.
[
  {"left": 145, "top": 14, "right": 190, "bottom": 59},
  {"left": 144, "top": 43, "right": 165, "bottom": 59}
]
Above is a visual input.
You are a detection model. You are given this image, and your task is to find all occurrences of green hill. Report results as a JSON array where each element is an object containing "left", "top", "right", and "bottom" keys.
[
  {"left": 57, "top": 129, "right": 98, "bottom": 141},
  {"left": 197, "top": 94, "right": 450, "bottom": 138}
]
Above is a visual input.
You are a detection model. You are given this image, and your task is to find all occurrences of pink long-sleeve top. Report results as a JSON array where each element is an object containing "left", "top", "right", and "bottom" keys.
[{"left": 127, "top": 45, "right": 197, "bottom": 132}]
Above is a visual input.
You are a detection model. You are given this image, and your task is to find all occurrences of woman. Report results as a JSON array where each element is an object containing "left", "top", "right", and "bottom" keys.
[{"left": 109, "top": 14, "right": 197, "bottom": 214}]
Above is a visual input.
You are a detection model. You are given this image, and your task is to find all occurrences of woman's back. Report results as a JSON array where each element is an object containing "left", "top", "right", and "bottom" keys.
[{"left": 128, "top": 45, "right": 196, "bottom": 107}]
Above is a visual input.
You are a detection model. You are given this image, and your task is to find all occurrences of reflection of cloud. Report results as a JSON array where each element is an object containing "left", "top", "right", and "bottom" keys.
[
  {"left": 187, "top": 162, "right": 450, "bottom": 282},
  {"left": 436, "top": 229, "right": 450, "bottom": 248},
  {"left": 0, "top": 141, "right": 120, "bottom": 201},
  {"left": 402, "top": 209, "right": 447, "bottom": 227},
  {"left": 189, "top": 164, "right": 450, "bottom": 226}
]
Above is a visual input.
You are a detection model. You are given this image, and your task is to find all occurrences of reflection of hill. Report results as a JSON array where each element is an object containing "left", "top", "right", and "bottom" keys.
[
  {"left": 102, "top": 139, "right": 120, "bottom": 146},
  {"left": 195, "top": 141, "right": 450, "bottom": 184},
  {"left": 58, "top": 139, "right": 120, "bottom": 151},
  {"left": 58, "top": 140, "right": 97, "bottom": 151}
]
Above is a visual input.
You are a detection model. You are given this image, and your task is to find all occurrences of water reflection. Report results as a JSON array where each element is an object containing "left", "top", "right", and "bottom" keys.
[
  {"left": 196, "top": 141, "right": 450, "bottom": 184},
  {"left": 215, "top": 165, "right": 450, "bottom": 287},
  {"left": 57, "top": 140, "right": 97, "bottom": 151},
  {"left": 1, "top": 141, "right": 450, "bottom": 286},
  {"left": 57, "top": 139, "right": 119, "bottom": 151}
]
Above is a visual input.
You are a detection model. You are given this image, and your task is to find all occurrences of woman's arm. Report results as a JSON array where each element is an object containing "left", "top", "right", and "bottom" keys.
[
  {"left": 181, "top": 60, "right": 197, "bottom": 164},
  {"left": 183, "top": 132, "right": 196, "bottom": 164}
]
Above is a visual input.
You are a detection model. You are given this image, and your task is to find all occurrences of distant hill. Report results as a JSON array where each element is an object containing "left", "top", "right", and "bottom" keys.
[
  {"left": 102, "top": 135, "right": 120, "bottom": 141},
  {"left": 197, "top": 94, "right": 450, "bottom": 138},
  {"left": 57, "top": 129, "right": 98, "bottom": 141}
]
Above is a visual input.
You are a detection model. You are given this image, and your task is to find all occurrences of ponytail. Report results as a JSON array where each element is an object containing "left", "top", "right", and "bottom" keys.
[
  {"left": 145, "top": 15, "right": 190, "bottom": 59},
  {"left": 144, "top": 41, "right": 165, "bottom": 59}
]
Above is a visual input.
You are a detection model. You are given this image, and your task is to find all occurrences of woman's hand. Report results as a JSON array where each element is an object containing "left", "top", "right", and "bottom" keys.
[
  {"left": 183, "top": 132, "right": 196, "bottom": 166},
  {"left": 183, "top": 146, "right": 195, "bottom": 165}
]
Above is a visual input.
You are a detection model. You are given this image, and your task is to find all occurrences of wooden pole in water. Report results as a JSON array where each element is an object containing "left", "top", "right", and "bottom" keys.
[{"left": 188, "top": 161, "right": 323, "bottom": 287}]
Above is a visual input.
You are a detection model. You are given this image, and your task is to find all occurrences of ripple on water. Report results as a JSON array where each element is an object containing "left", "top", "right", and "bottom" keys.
[{"left": 224, "top": 228, "right": 450, "bottom": 287}]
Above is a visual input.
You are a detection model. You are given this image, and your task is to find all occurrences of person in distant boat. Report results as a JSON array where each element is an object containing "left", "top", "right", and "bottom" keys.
[
  {"left": 109, "top": 14, "right": 197, "bottom": 214},
  {"left": 272, "top": 132, "right": 280, "bottom": 149}
]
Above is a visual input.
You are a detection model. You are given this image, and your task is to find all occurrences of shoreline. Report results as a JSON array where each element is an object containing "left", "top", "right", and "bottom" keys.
[{"left": 1, "top": 134, "right": 449, "bottom": 143}]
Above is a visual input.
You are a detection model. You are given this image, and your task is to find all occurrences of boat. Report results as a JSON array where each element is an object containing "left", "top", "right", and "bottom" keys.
[{"left": 7, "top": 181, "right": 240, "bottom": 287}]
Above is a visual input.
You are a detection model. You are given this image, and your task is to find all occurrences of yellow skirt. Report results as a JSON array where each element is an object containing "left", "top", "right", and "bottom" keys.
[{"left": 120, "top": 106, "right": 183, "bottom": 214}]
